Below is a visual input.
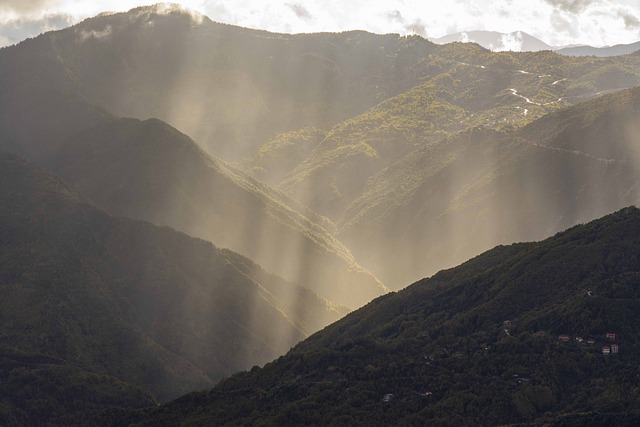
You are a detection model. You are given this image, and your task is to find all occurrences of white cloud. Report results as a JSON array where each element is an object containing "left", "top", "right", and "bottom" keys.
[
  {"left": 499, "top": 31, "right": 524, "bottom": 52},
  {"left": 0, "top": 0, "right": 639, "bottom": 48},
  {"left": 76, "top": 24, "right": 112, "bottom": 43},
  {"left": 0, "top": 13, "right": 74, "bottom": 47}
]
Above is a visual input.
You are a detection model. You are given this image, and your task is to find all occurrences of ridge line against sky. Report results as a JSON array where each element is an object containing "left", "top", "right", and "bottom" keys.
[{"left": 0, "top": 0, "right": 639, "bottom": 49}]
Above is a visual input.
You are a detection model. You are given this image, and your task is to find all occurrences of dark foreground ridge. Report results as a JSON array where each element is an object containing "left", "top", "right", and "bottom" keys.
[
  {"left": 129, "top": 207, "right": 640, "bottom": 426},
  {"left": 0, "top": 152, "right": 347, "bottom": 425}
]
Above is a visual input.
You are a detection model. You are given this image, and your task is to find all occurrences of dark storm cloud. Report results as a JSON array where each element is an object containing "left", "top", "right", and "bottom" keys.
[
  {"left": 287, "top": 3, "right": 312, "bottom": 20},
  {"left": 544, "top": 0, "right": 595, "bottom": 13}
]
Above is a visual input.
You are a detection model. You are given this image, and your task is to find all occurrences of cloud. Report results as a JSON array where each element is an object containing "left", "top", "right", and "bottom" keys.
[
  {"left": 549, "top": 8, "right": 579, "bottom": 37},
  {"left": 0, "top": 0, "right": 639, "bottom": 49},
  {"left": 0, "top": 13, "right": 74, "bottom": 47},
  {"left": 76, "top": 24, "right": 112, "bottom": 43},
  {"left": 387, "top": 10, "right": 404, "bottom": 23},
  {"left": 618, "top": 10, "right": 640, "bottom": 28},
  {"left": 287, "top": 3, "right": 312, "bottom": 20},
  {"left": 405, "top": 19, "right": 426, "bottom": 37},
  {"left": 498, "top": 31, "right": 524, "bottom": 52},
  {"left": 544, "top": 0, "right": 597, "bottom": 13},
  {"left": 0, "top": 0, "right": 48, "bottom": 14},
  {"left": 131, "top": 3, "right": 206, "bottom": 24}
]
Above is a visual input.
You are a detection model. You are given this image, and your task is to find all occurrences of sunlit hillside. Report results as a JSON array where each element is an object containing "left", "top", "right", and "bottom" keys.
[
  {"left": 1, "top": 3, "right": 640, "bottom": 425},
  {"left": 124, "top": 207, "right": 640, "bottom": 426}
]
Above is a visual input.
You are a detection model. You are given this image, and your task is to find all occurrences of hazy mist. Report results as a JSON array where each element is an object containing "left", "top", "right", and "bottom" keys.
[{"left": 2, "top": 5, "right": 640, "bottom": 423}]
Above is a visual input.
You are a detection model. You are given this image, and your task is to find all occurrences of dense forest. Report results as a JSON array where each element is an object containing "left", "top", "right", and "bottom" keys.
[
  {"left": 0, "top": 152, "right": 348, "bottom": 424},
  {"left": 0, "top": 4, "right": 640, "bottom": 426},
  {"left": 127, "top": 208, "right": 640, "bottom": 426}
]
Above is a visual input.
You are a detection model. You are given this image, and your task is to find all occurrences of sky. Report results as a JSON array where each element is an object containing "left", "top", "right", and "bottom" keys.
[{"left": 0, "top": 0, "right": 639, "bottom": 48}]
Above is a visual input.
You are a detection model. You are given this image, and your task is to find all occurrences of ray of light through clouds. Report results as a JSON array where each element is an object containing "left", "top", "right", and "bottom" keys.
[{"left": 0, "top": 0, "right": 640, "bottom": 48}]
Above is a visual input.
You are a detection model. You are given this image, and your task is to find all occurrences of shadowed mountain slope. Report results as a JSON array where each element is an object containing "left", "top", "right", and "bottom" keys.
[
  {"left": 127, "top": 207, "right": 640, "bottom": 426},
  {"left": 39, "top": 116, "right": 386, "bottom": 308},
  {"left": 0, "top": 7, "right": 391, "bottom": 308},
  {"left": 0, "top": 4, "right": 437, "bottom": 161},
  {"left": 0, "top": 152, "right": 347, "bottom": 423}
]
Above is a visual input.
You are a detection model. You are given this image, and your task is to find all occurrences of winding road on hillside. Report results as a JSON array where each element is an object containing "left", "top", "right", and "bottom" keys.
[
  {"left": 454, "top": 59, "right": 569, "bottom": 115},
  {"left": 508, "top": 88, "right": 564, "bottom": 113}
]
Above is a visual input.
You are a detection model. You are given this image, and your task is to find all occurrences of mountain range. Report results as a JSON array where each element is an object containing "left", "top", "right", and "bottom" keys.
[
  {"left": 2, "top": 4, "right": 640, "bottom": 425},
  {"left": 126, "top": 207, "right": 640, "bottom": 426},
  {"left": 0, "top": 29, "right": 387, "bottom": 309},
  {"left": 431, "top": 30, "right": 554, "bottom": 52},
  {"left": 336, "top": 86, "right": 640, "bottom": 286},
  {"left": 555, "top": 41, "right": 640, "bottom": 57},
  {"left": 0, "top": 151, "right": 349, "bottom": 423},
  {"left": 431, "top": 30, "right": 640, "bottom": 57},
  {"left": 249, "top": 43, "right": 640, "bottom": 286}
]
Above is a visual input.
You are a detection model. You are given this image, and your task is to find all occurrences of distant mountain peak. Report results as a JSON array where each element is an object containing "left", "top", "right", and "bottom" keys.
[
  {"left": 431, "top": 30, "right": 553, "bottom": 52},
  {"left": 555, "top": 40, "right": 640, "bottom": 57}
]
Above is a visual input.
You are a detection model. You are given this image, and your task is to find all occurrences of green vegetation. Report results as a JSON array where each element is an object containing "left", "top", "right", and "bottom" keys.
[
  {"left": 244, "top": 127, "right": 327, "bottom": 185},
  {"left": 42, "top": 116, "right": 386, "bottom": 308},
  {"left": 2, "top": 6, "right": 640, "bottom": 425},
  {"left": 0, "top": 347, "right": 156, "bottom": 427},
  {"left": 262, "top": 42, "right": 640, "bottom": 221},
  {"left": 0, "top": 152, "right": 351, "bottom": 424},
  {"left": 129, "top": 208, "right": 640, "bottom": 426},
  {"left": 336, "top": 86, "right": 640, "bottom": 288},
  {"left": 0, "top": 8, "right": 440, "bottom": 161}
]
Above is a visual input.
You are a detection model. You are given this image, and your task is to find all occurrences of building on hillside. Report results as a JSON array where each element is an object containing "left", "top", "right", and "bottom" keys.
[
  {"left": 382, "top": 394, "right": 395, "bottom": 403},
  {"left": 558, "top": 335, "right": 570, "bottom": 343},
  {"left": 606, "top": 332, "right": 616, "bottom": 340},
  {"left": 575, "top": 336, "right": 584, "bottom": 343},
  {"left": 611, "top": 344, "right": 619, "bottom": 354},
  {"left": 602, "top": 346, "right": 611, "bottom": 355}
]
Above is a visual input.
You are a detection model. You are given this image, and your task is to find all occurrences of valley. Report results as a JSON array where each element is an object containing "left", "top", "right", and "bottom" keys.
[{"left": 1, "top": 3, "right": 640, "bottom": 425}]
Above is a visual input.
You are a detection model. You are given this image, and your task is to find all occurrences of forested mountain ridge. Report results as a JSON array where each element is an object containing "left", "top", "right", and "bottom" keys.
[
  {"left": 127, "top": 207, "right": 640, "bottom": 426},
  {"left": 0, "top": 152, "right": 348, "bottom": 425},
  {"left": 4, "top": 4, "right": 640, "bottom": 167},
  {"left": 0, "top": 5, "right": 391, "bottom": 309},
  {"left": 41, "top": 116, "right": 386, "bottom": 308},
  {"left": 0, "top": 4, "right": 438, "bottom": 160},
  {"left": 260, "top": 45, "right": 640, "bottom": 218},
  {"left": 3, "top": 6, "right": 640, "bottom": 295},
  {"left": 326, "top": 86, "right": 640, "bottom": 287},
  {"left": 3, "top": 5, "right": 640, "bottom": 425}
]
